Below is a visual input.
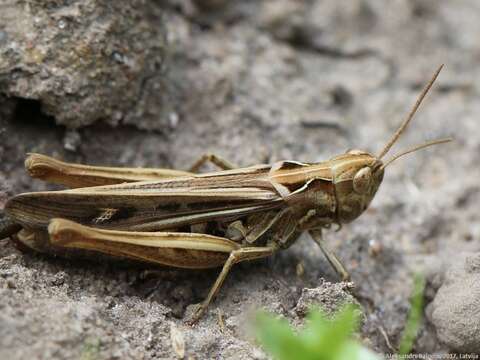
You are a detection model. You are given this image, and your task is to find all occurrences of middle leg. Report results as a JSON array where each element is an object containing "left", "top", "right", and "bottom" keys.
[{"left": 188, "top": 153, "right": 237, "bottom": 172}]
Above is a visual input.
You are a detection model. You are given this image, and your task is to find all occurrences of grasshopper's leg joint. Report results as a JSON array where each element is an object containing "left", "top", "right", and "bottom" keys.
[{"left": 189, "top": 153, "right": 237, "bottom": 173}]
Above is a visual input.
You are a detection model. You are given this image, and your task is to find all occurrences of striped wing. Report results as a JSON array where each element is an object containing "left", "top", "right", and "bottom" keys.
[{"left": 6, "top": 165, "right": 285, "bottom": 231}]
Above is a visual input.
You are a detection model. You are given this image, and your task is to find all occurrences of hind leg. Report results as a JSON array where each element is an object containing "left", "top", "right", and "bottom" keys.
[
  {"left": 24, "top": 153, "right": 193, "bottom": 188},
  {"left": 188, "top": 245, "right": 276, "bottom": 324},
  {"left": 47, "top": 218, "right": 274, "bottom": 323}
]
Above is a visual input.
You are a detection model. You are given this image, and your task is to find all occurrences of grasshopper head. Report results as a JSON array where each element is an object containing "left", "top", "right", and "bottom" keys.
[
  {"left": 330, "top": 151, "right": 384, "bottom": 223},
  {"left": 331, "top": 64, "right": 451, "bottom": 224}
]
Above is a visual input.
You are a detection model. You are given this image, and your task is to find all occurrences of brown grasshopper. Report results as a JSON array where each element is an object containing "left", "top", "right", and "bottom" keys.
[{"left": 0, "top": 65, "right": 450, "bottom": 323}]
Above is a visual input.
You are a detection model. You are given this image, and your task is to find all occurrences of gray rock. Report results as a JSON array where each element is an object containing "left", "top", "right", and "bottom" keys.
[
  {"left": 430, "top": 253, "right": 480, "bottom": 353},
  {"left": 0, "top": 1, "right": 168, "bottom": 128},
  {"left": 294, "top": 281, "right": 359, "bottom": 317}
]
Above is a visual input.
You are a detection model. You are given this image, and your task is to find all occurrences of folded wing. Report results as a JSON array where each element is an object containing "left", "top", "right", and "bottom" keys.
[{"left": 6, "top": 165, "right": 285, "bottom": 231}]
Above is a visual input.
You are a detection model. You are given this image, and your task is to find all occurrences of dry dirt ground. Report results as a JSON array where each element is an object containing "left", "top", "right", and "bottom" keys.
[{"left": 1, "top": 1, "right": 480, "bottom": 359}]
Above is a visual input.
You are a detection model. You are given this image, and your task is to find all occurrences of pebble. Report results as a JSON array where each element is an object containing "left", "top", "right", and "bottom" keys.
[{"left": 430, "top": 252, "right": 480, "bottom": 353}]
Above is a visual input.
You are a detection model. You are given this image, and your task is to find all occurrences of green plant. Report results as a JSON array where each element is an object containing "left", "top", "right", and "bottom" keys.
[
  {"left": 80, "top": 338, "right": 101, "bottom": 360},
  {"left": 255, "top": 304, "right": 381, "bottom": 360},
  {"left": 398, "top": 273, "right": 426, "bottom": 355}
]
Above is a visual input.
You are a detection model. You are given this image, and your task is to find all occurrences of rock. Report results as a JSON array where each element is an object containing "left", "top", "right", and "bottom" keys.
[
  {"left": 0, "top": 1, "right": 168, "bottom": 128},
  {"left": 430, "top": 252, "right": 480, "bottom": 353},
  {"left": 294, "top": 280, "right": 358, "bottom": 317}
]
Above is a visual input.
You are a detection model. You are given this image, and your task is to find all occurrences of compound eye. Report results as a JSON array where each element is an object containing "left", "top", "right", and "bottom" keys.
[{"left": 353, "top": 167, "right": 372, "bottom": 194}]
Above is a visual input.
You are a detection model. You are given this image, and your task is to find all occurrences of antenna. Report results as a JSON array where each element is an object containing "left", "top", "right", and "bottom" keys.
[
  {"left": 380, "top": 138, "right": 452, "bottom": 170},
  {"left": 378, "top": 64, "right": 444, "bottom": 159}
]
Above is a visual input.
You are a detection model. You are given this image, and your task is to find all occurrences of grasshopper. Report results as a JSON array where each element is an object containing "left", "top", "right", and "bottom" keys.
[{"left": 0, "top": 65, "right": 450, "bottom": 323}]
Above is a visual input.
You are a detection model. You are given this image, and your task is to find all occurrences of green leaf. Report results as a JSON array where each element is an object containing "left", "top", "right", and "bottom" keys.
[
  {"left": 398, "top": 272, "right": 426, "bottom": 355},
  {"left": 255, "top": 311, "right": 308, "bottom": 360},
  {"left": 337, "top": 342, "right": 382, "bottom": 360},
  {"left": 255, "top": 304, "right": 380, "bottom": 360},
  {"left": 302, "top": 304, "right": 360, "bottom": 356}
]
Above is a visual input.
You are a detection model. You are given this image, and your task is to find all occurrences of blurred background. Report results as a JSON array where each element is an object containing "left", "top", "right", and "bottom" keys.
[{"left": 1, "top": 1, "right": 479, "bottom": 358}]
